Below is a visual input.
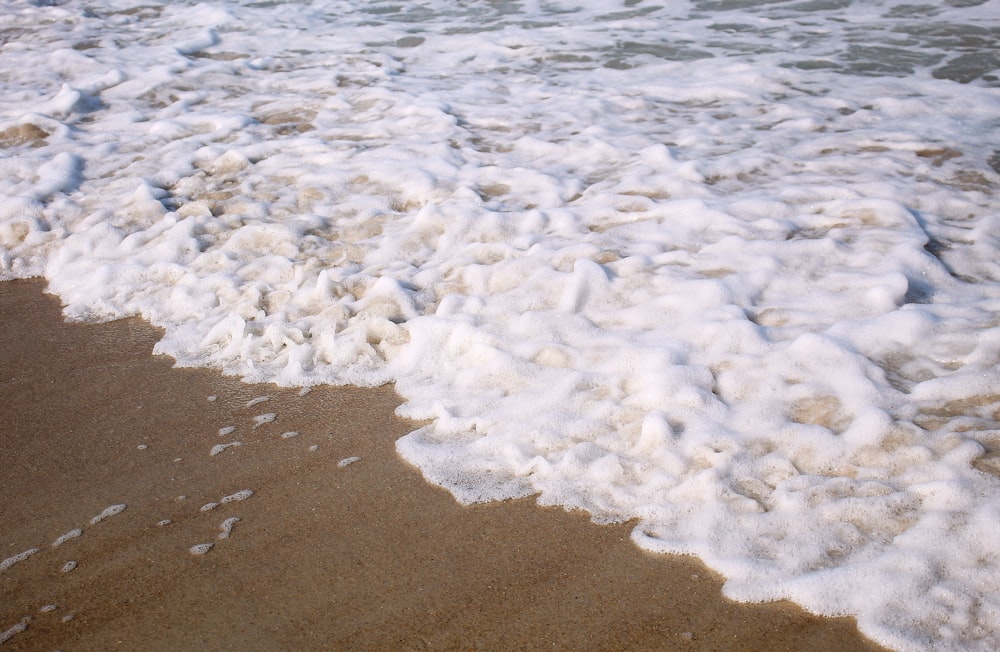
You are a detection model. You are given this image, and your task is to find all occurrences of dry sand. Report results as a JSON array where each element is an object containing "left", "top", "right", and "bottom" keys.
[{"left": 0, "top": 278, "right": 888, "bottom": 651}]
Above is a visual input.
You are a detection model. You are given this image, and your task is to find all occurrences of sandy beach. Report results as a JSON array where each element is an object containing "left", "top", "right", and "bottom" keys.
[{"left": 0, "top": 278, "right": 887, "bottom": 651}]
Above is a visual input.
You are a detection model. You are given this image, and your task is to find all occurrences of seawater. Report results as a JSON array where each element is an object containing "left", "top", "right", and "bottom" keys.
[{"left": 1, "top": 1, "right": 998, "bottom": 649}]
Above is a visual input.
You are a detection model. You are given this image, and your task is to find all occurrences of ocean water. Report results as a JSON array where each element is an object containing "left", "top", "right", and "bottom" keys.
[{"left": 1, "top": 0, "right": 998, "bottom": 648}]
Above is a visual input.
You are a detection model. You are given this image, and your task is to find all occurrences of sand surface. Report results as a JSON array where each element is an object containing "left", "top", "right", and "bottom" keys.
[{"left": 0, "top": 278, "right": 887, "bottom": 651}]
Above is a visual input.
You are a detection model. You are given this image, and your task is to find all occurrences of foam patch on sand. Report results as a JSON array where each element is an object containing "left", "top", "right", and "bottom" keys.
[
  {"left": 89, "top": 504, "right": 126, "bottom": 525},
  {"left": 0, "top": 549, "right": 39, "bottom": 572},
  {"left": 221, "top": 489, "right": 253, "bottom": 504},
  {"left": 51, "top": 529, "right": 81, "bottom": 548},
  {"left": 0, "top": 619, "right": 28, "bottom": 645},
  {"left": 209, "top": 441, "right": 241, "bottom": 456},
  {"left": 217, "top": 517, "right": 240, "bottom": 540},
  {"left": 252, "top": 414, "right": 276, "bottom": 428}
]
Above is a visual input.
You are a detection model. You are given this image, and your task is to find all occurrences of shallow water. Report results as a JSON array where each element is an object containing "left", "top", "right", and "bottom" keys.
[{"left": 1, "top": 1, "right": 999, "bottom": 649}]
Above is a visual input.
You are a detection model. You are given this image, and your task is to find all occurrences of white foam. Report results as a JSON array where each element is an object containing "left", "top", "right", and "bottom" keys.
[
  {"left": 337, "top": 456, "right": 361, "bottom": 468},
  {"left": 220, "top": 489, "right": 253, "bottom": 504},
  {"left": 209, "top": 441, "right": 241, "bottom": 457},
  {"left": 189, "top": 543, "right": 213, "bottom": 556},
  {"left": 60, "top": 561, "right": 77, "bottom": 574},
  {"left": 245, "top": 396, "right": 269, "bottom": 407},
  {"left": 89, "top": 504, "right": 126, "bottom": 525},
  {"left": 199, "top": 502, "right": 219, "bottom": 512},
  {"left": 3, "top": 0, "right": 999, "bottom": 648},
  {"left": 0, "top": 619, "right": 28, "bottom": 645},
  {"left": 252, "top": 413, "right": 276, "bottom": 428},
  {"left": 218, "top": 425, "right": 236, "bottom": 436},
  {"left": 217, "top": 517, "right": 240, "bottom": 540},
  {"left": 281, "top": 431, "right": 299, "bottom": 439},
  {"left": 0, "top": 549, "right": 39, "bottom": 571},
  {"left": 157, "top": 519, "right": 172, "bottom": 527},
  {"left": 51, "top": 529, "right": 82, "bottom": 548},
  {"left": 39, "top": 605, "right": 56, "bottom": 614}
]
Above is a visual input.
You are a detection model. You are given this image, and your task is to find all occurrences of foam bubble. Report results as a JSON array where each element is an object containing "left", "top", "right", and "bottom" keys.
[
  {"left": 218, "top": 426, "right": 236, "bottom": 436},
  {"left": 245, "top": 396, "right": 269, "bottom": 407},
  {"left": 337, "top": 456, "right": 361, "bottom": 468},
  {"left": 89, "top": 504, "right": 126, "bottom": 525},
  {"left": 189, "top": 543, "right": 213, "bottom": 555},
  {"left": 209, "top": 441, "right": 241, "bottom": 456},
  {"left": 51, "top": 529, "right": 82, "bottom": 548},
  {"left": 0, "top": 619, "right": 28, "bottom": 645},
  {"left": 0, "top": 549, "right": 39, "bottom": 571},
  {"left": 217, "top": 517, "right": 240, "bottom": 540},
  {"left": 252, "top": 413, "right": 276, "bottom": 428},
  {"left": 60, "top": 561, "right": 77, "bottom": 574},
  {"left": 220, "top": 489, "right": 253, "bottom": 504}
]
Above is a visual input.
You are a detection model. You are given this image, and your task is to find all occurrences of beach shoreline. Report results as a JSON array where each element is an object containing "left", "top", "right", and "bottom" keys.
[{"left": 0, "top": 277, "right": 887, "bottom": 651}]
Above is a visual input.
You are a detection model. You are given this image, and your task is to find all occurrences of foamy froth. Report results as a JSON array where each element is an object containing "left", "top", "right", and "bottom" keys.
[{"left": 1, "top": 0, "right": 998, "bottom": 649}]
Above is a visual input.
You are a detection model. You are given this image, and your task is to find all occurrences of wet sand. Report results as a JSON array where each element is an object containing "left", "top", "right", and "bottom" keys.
[{"left": 0, "top": 278, "right": 888, "bottom": 651}]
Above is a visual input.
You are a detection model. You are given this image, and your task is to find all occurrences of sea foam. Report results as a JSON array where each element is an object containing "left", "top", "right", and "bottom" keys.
[
  {"left": 0, "top": 549, "right": 39, "bottom": 572},
  {"left": 89, "top": 504, "right": 126, "bottom": 525},
  {"left": 1, "top": 0, "right": 998, "bottom": 649}
]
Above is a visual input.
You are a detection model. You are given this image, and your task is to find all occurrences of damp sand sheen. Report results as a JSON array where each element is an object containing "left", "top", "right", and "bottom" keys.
[{"left": 1, "top": 0, "right": 999, "bottom": 650}]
